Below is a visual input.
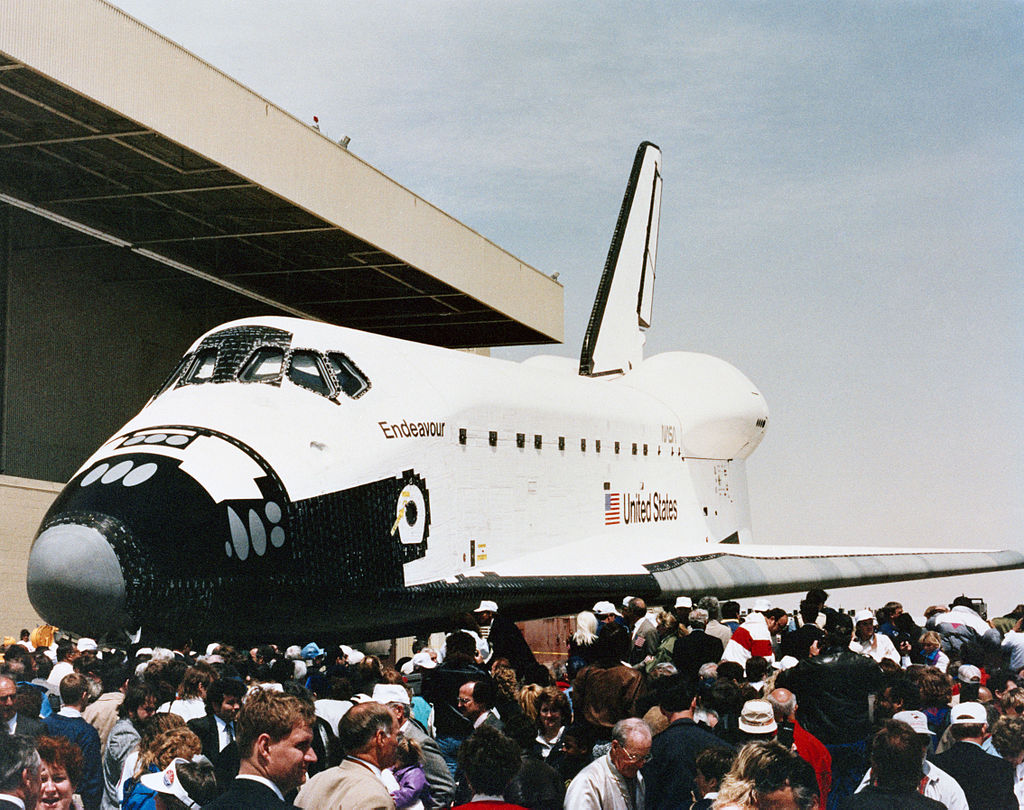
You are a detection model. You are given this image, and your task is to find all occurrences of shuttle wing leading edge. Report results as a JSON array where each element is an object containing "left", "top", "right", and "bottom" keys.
[{"left": 393, "top": 543, "right": 1024, "bottom": 632}]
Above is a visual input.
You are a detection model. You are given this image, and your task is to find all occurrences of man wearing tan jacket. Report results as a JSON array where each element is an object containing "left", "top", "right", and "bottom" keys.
[{"left": 296, "top": 701, "right": 399, "bottom": 810}]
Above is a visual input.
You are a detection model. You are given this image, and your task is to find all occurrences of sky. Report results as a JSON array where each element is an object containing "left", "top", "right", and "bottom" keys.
[{"left": 110, "top": 1, "right": 1023, "bottom": 617}]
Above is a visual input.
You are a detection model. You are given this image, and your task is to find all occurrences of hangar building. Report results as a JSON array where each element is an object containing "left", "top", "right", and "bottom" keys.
[{"left": 0, "top": 0, "right": 563, "bottom": 632}]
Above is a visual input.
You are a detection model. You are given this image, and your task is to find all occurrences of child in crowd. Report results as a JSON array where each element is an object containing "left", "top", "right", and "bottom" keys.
[{"left": 390, "top": 736, "right": 431, "bottom": 810}]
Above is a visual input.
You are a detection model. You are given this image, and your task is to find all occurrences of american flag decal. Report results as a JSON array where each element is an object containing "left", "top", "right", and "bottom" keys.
[{"left": 604, "top": 492, "right": 621, "bottom": 525}]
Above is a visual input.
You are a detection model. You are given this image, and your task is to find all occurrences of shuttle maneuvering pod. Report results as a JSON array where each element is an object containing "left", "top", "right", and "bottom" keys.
[{"left": 26, "top": 143, "right": 1024, "bottom": 641}]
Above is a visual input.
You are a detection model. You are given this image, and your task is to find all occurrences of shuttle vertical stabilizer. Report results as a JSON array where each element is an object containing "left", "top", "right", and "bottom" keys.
[{"left": 580, "top": 142, "right": 662, "bottom": 377}]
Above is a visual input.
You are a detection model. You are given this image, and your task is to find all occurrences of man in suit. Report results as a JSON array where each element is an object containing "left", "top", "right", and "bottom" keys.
[
  {"left": 458, "top": 680, "right": 503, "bottom": 732},
  {"left": 672, "top": 609, "right": 726, "bottom": 684},
  {"left": 101, "top": 682, "right": 157, "bottom": 810},
  {"left": 205, "top": 689, "right": 317, "bottom": 810},
  {"left": 932, "top": 701, "right": 1017, "bottom": 810},
  {"left": 372, "top": 683, "right": 455, "bottom": 806},
  {"left": 642, "top": 676, "right": 733, "bottom": 810},
  {"left": 43, "top": 673, "right": 101, "bottom": 810},
  {"left": 187, "top": 678, "right": 244, "bottom": 793},
  {"left": 295, "top": 701, "right": 398, "bottom": 810},
  {"left": 0, "top": 734, "right": 41, "bottom": 810},
  {"left": 0, "top": 676, "right": 43, "bottom": 738}
]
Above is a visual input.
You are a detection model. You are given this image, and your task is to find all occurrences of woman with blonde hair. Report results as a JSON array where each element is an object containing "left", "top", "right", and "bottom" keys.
[
  {"left": 517, "top": 683, "right": 545, "bottom": 725},
  {"left": 916, "top": 631, "right": 950, "bottom": 671},
  {"left": 568, "top": 611, "right": 599, "bottom": 670},
  {"left": 713, "top": 741, "right": 818, "bottom": 809}
]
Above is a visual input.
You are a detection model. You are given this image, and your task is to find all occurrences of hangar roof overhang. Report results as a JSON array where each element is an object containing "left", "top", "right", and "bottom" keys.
[{"left": 0, "top": 0, "right": 563, "bottom": 349}]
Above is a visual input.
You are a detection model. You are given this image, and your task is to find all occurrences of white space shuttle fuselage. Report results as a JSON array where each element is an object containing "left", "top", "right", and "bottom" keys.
[
  {"left": 26, "top": 143, "right": 1024, "bottom": 642},
  {"left": 119, "top": 319, "right": 766, "bottom": 582}
]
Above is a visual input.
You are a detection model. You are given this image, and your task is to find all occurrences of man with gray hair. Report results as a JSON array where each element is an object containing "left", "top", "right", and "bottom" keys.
[
  {"left": 296, "top": 701, "right": 398, "bottom": 810},
  {"left": 564, "top": 717, "right": 651, "bottom": 809},
  {"left": 672, "top": 609, "right": 726, "bottom": 684},
  {"left": 698, "top": 596, "right": 734, "bottom": 650},
  {"left": 0, "top": 734, "right": 42, "bottom": 810},
  {"left": 623, "top": 598, "right": 659, "bottom": 667},
  {"left": 370, "top": 684, "right": 455, "bottom": 806}
]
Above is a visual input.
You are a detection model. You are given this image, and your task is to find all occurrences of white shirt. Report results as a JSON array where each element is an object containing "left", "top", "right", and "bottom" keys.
[
  {"left": 214, "top": 714, "right": 234, "bottom": 751},
  {"left": 5, "top": 716, "right": 16, "bottom": 734},
  {"left": 849, "top": 633, "right": 900, "bottom": 665},
  {"left": 48, "top": 662, "right": 74, "bottom": 687},
  {"left": 0, "top": 795, "right": 25, "bottom": 809},
  {"left": 472, "top": 709, "right": 500, "bottom": 729},
  {"left": 1003, "top": 631, "right": 1024, "bottom": 671},
  {"left": 856, "top": 760, "right": 968, "bottom": 810},
  {"left": 314, "top": 698, "right": 352, "bottom": 736},
  {"left": 158, "top": 698, "right": 206, "bottom": 723},
  {"left": 535, "top": 726, "right": 564, "bottom": 759},
  {"left": 58, "top": 706, "right": 83, "bottom": 719}
]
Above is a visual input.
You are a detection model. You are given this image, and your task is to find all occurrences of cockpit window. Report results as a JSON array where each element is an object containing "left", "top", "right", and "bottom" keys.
[
  {"left": 240, "top": 347, "right": 285, "bottom": 383},
  {"left": 327, "top": 352, "right": 370, "bottom": 398},
  {"left": 185, "top": 348, "right": 218, "bottom": 384},
  {"left": 288, "top": 350, "right": 330, "bottom": 396},
  {"left": 155, "top": 355, "right": 192, "bottom": 397}
]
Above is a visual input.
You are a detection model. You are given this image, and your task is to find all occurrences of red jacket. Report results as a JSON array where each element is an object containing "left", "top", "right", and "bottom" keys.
[{"left": 793, "top": 719, "right": 831, "bottom": 810}]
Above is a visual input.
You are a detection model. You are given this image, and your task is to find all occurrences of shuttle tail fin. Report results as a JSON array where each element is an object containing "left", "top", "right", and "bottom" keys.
[{"left": 579, "top": 141, "right": 662, "bottom": 377}]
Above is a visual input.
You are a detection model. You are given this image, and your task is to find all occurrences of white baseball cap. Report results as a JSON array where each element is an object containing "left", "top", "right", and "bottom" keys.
[
  {"left": 674, "top": 596, "right": 693, "bottom": 609},
  {"left": 892, "top": 710, "right": 934, "bottom": 735},
  {"left": 854, "top": 609, "right": 875, "bottom": 625},
  {"left": 950, "top": 702, "right": 987, "bottom": 725},
  {"left": 473, "top": 600, "right": 498, "bottom": 613},
  {"left": 592, "top": 600, "right": 620, "bottom": 616},
  {"left": 372, "top": 684, "right": 411, "bottom": 706}
]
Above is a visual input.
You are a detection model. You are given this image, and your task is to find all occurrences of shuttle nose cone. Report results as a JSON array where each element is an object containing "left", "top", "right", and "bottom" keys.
[{"left": 27, "top": 523, "right": 127, "bottom": 634}]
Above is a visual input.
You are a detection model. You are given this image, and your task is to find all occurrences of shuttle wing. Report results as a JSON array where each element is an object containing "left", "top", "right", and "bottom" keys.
[{"left": 398, "top": 540, "right": 1024, "bottom": 619}]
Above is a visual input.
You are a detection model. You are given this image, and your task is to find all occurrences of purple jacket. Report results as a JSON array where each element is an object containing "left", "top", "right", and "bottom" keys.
[{"left": 392, "top": 763, "right": 432, "bottom": 808}]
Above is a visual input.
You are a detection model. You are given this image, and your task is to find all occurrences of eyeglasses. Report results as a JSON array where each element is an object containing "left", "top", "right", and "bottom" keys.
[
  {"left": 0, "top": 694, "right": 16, "bottom": 703},
  {"left": 617, "top": 745, "right": 652, "bottom": 765}
]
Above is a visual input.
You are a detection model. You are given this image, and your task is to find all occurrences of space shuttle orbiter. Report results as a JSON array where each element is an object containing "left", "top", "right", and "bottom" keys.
[{"left": 26, "top": 142, "right": 1024, "bottom": 642}]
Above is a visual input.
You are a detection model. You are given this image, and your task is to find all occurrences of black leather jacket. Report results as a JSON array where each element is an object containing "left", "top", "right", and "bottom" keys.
[{"left": 777, "top": 647, "right": 885, "bottom": 744}]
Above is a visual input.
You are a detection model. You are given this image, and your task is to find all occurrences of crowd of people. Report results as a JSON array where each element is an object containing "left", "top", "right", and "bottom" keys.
[{"left": 2, "top": 589, "right": 1024, "bottom": 809}]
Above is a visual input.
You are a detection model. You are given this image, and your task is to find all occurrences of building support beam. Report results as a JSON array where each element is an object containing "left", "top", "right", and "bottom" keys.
[{"left": 0, "top": 205, "right": 9, "bottom": 473}]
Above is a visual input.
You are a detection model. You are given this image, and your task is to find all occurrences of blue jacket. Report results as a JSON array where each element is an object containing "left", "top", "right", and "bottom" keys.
[{"left": 44, "top": 712, "right": 102, "bottom": 810}]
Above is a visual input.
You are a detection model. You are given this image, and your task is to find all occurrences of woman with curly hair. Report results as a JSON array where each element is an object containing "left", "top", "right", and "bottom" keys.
[
  {"left": 123, "top": 726, "right": 203, "bottom": 810},
  {"left": 909, "top": 666, "right": 953, "bottom": 736},
  {"left": 37, "top": 735, "right": 84, "bottom": 810},
  {"left": 713, "top": 741, "right": 818, "bottom": 810},
  {"left": 453, "top": 725, "right": 525, "bottom": 808},
  {"left": 532, "top": 688, "right": 571, "bottom": 762}
]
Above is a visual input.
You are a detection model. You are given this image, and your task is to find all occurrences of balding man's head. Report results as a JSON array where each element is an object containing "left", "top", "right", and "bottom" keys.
[
  {"left": 766, "top": 688, "right": 797, "bottom": 721},
  {"left": 0, "top": 678, "right": 17, "bottom": 724}
]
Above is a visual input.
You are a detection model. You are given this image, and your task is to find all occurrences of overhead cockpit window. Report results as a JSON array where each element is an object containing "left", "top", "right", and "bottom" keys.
[
  {"left": 288, "top": 351, "right": 330, "bottom": 397},
  {"left": 185, "top": 348, "right": 218, "bottom": 384},
  {"left": 326, "top": 352, "right": 370, "bottom": 399},
  {"left": 240, "top": 347, "right": 285, "bottom": 383}
]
